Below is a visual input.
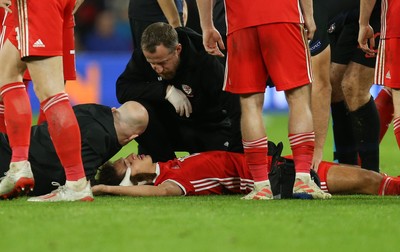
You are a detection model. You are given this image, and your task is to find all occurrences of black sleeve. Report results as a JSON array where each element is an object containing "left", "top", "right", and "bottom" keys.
[
  {"left": 116, "top": 51, "right": 169, "bottom": 104},
  {"left": 200, "top": 53, "right": 225, "bottom": 99}
]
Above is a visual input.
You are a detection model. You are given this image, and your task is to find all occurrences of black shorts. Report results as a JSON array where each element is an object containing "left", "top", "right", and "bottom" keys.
[
  {"left": 309, "top": 0, "right": 359, "bottom": 56},
  {"left": 0, "top": 134, "right": 12, "bottom": 175},
  {"left": 329, "top": 7, "right": 381, "bottom": 68}
]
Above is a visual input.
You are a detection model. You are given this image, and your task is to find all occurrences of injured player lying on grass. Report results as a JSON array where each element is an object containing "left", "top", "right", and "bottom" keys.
[{"left": 92, "top": 142, "right": 400, "bottom": 198}]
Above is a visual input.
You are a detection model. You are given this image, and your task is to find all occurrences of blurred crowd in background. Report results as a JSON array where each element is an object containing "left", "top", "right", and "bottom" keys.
[
  {"left": 75, "top": 0, "right": 203, "bottom": 52},
  {"left": 75, "top": 0, "right": 132, "bottom": 52}
]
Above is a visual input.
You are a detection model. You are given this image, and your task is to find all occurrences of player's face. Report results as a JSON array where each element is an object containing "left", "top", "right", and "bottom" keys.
[
  {"left": 114, "top": 153, "right": 154, "bottom": 176},
  {"left": 144, "top": 44, "right": 181, "bottom": 80}
]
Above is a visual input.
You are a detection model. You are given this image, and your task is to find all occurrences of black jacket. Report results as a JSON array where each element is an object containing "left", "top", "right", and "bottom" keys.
[{"left": 0, "top": 104, "right": 121, "bottom": 195}]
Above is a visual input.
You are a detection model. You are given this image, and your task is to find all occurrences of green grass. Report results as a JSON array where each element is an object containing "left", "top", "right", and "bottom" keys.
[{"left": 1, "top": 113, "right": 399, "bottom": 252}]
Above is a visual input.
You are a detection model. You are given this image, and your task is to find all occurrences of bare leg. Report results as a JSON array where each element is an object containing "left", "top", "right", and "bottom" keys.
[
  {"left": 311, "top": 46, "right": 332, "bottom": 169},
  {"left": 341, "top": 62, "right": 375, "bottom": 112},
  {"left": 286, "top": 85, "right": 313, "bottom": 134},
  {"left": 391, "top": 88, "right": 400, "bottom": 119},
  {"left": 240, "top": 93, "right": 265, "bottom": 141},
  {"left": 326, "top": 164, "right": 382, "bottom": 194},
  {"left": 27, "top": 56, "right": 65, "bottom": 101},
  {"left": 330, "top": 63, "right": 346, "bottom": 103}
]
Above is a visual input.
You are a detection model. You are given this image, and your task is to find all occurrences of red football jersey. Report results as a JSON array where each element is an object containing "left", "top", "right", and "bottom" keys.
[
  {"left": 154, "top": 151, "right": 334, "bottom": 195},
  {"left": 154, "top": 151, "right": 254, "bottom": 195},
  {"left": 224, "top": 0, "right": 304, "bottom": 34}
]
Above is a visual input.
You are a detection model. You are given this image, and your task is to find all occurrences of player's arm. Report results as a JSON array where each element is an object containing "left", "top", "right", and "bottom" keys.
[
  {"left": 92, "top": 181, "right": 184, "bottom": 196},
  {"left": 358, "top": 0, "right": 377, "bottom": 55},
  {"left": 196, "top": 0, "right": 224, "bottom": 57},
  {"left": 157, "top": 0, "right": 182, "bottom": 28},
  {"left": 299, "top": 0, "right": 316, "bottom": 39}
]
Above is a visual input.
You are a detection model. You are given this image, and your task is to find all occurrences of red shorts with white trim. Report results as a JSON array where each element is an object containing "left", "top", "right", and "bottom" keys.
[
  {"left": 374, "top": 38, "right": 400, "bottom": 88},
  {"left": 0, "top": 8, "right": 12, "bottom": 50},
  {"left": 224, "top": 23, "right": 312, "bottom": 93},
  {"left": 7, "top": 0, "right": 76, "bottom": 80}
]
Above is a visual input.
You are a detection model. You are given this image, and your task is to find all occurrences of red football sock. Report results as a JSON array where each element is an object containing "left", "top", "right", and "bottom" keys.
[
  {"left": 289, "top": 132, "right": 315, "bottom": 174},
  {"left": 41, "top": 93, "right": 85, "bottom": 181},
  {"left": 375, "top": 88, "right": 393, "bottom": 142},
  {"left": 393, "top": 117, "right": 400, "bottom": 149},
  {"left": 378, "top": 177, "right": 400, "bottom": 195},
  {"left": 0, "top": 102, "right": 6, "bottom": 133},
  {"left": 243, "top": 137, "right": 269, "bottom": 182},
  {"left": 0, "top": 82, "right": 32, "bottom": 162}
]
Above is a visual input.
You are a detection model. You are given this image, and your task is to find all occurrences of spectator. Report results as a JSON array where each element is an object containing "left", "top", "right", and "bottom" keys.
[{"left": 83, "top": 10, "right": 132, "bottom": 52}]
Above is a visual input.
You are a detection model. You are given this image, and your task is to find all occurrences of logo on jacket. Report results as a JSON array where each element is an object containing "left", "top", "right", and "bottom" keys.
[{"left": 181, "top": 84, "right": 194, "bottom": 97}]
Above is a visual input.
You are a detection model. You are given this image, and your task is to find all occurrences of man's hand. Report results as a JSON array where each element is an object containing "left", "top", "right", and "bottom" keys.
[
  {"left": 299, "top": 0, "right": 316, "bottom": 40},
  {"left": 303, "top": 18, "right": 316, "bottom": 40},
  {"left": 0, "top": 0, "right": 12, "bottom": 12},
  {"left": 358, "top": 24, "right": 376, "bottom": 56},
  {"left": 312, "top": 149, "right": 323, "bottom": 172},
  {"left": 165, "top": 85, "right": 192, "bottom": 117},
  {"left": 73, "top": 0, "right": 85, "bottom": 15},
  {"left": 91, "top": 184, "right": 107, "bottom": 195},
  {"left": 202, "top": 28, "right": 225, "bottom": 57}
]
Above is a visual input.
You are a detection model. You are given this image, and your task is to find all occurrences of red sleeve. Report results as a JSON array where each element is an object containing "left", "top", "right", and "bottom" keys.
[{"left": 154, "top": 162, "right": 195, "bottom": 195}]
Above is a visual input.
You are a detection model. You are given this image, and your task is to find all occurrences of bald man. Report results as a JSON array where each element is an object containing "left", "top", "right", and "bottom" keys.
[{"left": 0, "top": 101, "right": 148, "bottom": 199}]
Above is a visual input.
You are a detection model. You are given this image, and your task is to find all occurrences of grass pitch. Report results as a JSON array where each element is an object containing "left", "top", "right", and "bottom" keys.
[{"left": 0, "top": 113, "right": 399, "bottom": 252}]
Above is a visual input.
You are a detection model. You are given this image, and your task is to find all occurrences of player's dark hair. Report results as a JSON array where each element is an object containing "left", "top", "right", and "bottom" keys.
[
  {"left": 97, "top": 162, "right": 123, "bottom": 186},
  {"left": 141, "top": 22, "right": 178, "bottom": 53}
]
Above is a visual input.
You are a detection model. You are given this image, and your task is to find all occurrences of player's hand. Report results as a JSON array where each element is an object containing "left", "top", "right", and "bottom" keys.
[
  {"left": 0, "top": 0, "right": 12, "bottom": 12},
  {"left": 312, "top": 149, "right": 323, "bottom": 172},
  {"left": 73, "top": 0, "right": 85, "bottom": 15},
  {"left": 165, "top": 85, "right": 192, "bottom": 117},
  {"left": 303, "top": 19, "right": 316, "bottom": 40},
  {"left": 202, "top": 28, "right": 225, "bottom": 57},
  {"left": 92, "top": 184, "right": 107, "bottom": 195},
  {"left": 358, "top": 24, "right": 376, "bottom": 56}
]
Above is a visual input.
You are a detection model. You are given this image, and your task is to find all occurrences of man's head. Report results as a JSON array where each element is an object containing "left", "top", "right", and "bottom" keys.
[
  {"left": 141, "top": 22, "right": 182, "bottom": 80},
  {"left": 97, "top": 153, "right": 156, "bottom": 186},
  {"left": 112, "top": 101, "right": 149, "bottom": 146}
]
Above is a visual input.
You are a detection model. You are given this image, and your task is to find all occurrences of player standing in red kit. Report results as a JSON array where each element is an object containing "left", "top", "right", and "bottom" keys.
[
  {"left": 196, "top": 0, "right": 331, "bottom": 199},
  {"left": 0, "top": 0, "right": 93, "bottom": 202},
  {"left": 358, "top": 0, "right": 400, "bottom": 149},
  {"left": 0, "top": 1, "right": 76, "bottom": 129}
]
